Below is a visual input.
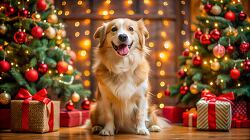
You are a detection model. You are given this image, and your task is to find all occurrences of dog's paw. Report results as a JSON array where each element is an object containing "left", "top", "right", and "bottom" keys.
[
  {"left": 148, "top": 125, "right": 161, "bottom": 132},
  {"left": 92, "top": 125, "right": 103, "bottom": 134},
  {"left": 136, "top": 127, "right": 150, "bottom": 135},
  {"left": 99, "top": 128, "right": 115, "bottom": 136}
]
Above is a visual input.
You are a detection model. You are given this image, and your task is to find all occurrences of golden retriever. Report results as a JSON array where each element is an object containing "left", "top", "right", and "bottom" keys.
[{"left": 90, "top": 18, "right": 168, "bottom": 136}]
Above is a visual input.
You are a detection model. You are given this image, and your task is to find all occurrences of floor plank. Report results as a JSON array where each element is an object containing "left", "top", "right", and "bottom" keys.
[{"left": 0, "top": 125, "right": 250, "bottom": 140}]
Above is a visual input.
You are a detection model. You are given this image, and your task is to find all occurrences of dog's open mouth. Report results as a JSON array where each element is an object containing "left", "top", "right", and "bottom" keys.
[{"left": 112, "top": 41, "right": 133, "bottom": 56}]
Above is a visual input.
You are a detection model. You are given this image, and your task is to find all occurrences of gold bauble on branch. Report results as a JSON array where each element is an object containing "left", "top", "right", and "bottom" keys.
[
  {"left": 71, "top": 92, "right": 80, "bottom": 103},
  {"left": 211, "top": 61, "right": 220, "bottom": 71},
  {"left": 31, "top": 12, "right": 41, "bottom": 21},
  {"left": 0, "top": 91, "right": 11, "bottom": 105},
  {"left": 224, "top": 26, "right": 238, "bottom": 37},
  {"left": 44, "top": 26, "right": 56, "bottom": 39},
  {"left": 190, "top": 83, "right": 199, "bottom": 94},
  {"left": 57, "top": 29, "right": 66, "bottom": 38},
  {"left": 47, "top": 13, "right": 58, "bottom": 24},
  {"left": 66, "top": 65, "right": 74, "bottom": 75},
  {"left": 0, "top": 23, "right": 7, "bottom": 35}
]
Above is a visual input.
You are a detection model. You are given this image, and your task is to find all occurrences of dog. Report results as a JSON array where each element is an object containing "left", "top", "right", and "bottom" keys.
[{"left": 89, "top": 18, "right": 169, "bottom": 136}]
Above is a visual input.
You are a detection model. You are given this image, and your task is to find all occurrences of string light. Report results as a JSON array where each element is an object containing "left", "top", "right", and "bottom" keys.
[
  {"left": 163, "top": 20, "right": 169, "bottom": 26},
  {"left": 109, "top": 10, "right": 115, "bottom": 15},
  {"left": 163, "top": 1, "right": 168, "bottom": 6},
  {"left": 159, "top": 52, "right": 168, "bottom": 61},
  {"left": 156, "top": 61, "right": 162, "bottom": 67},
  {"left": 83, "top": 70, "right": 90, "bottom": 76},
  {"left": 74, "top": 21, "right": 80, "bottom": 27},
  {"left": 84, "top": 80, "right": 90, "bottom": 87},
  {"left": 148, "top": 42, "right": 154, "bottom": 48},
  {"left": 204, "top": 61, "right": 208, "bottom": 65},
  {"left": 84, "top": 30, "right": 90, "bottom": 36},
  {"left": 158, "top": 10, "right": 164, "bottom": 15},
  {"left": 62, "top": 1, "right": 67, "bottom": 6},
  {"left": 237, "top": 83, "right": 241, "bottom": 87},
  {"left": 65, "top": 10, "right": 70, "bottom": 16},
  {"left": 80, "top": 39, "right": 91, "bottom": 49},
  {"left": 127, "top": 0, "right": 133, "bottom": 5},
  {"left": 77, "top": 0, "right": 83, "bottom": 5},
  {"left": 86, "top": 9, "right": 91, "bottom": 14},
  {"left": 74, "top": 32, "right": 80, "bottom": 37},
  {"left": 157, "top": 92, "right": 163, "bottom": 98},
  {"left": 160, "top": 70, "right": 165, "bottom": 76},
  {"left": 144, "top": 10, "right": 149, "bottom": 14},
  {"left": 164, "top": 41, "right": 172, "bottom": 50},
  {"left": 159, "top": 103, "right": 164, "bottom": 109},
  {"left": 210, "top": 82, "right": 214, "bottom": 86},
  {"left": 105, "top": 0, "right": 111, "bottom": 4},
  {"left": 144, "top": 0, "right": 150, "bottom": 5},
  {"left": 127, "top": 10, "right": 134, "bottom": 15}
]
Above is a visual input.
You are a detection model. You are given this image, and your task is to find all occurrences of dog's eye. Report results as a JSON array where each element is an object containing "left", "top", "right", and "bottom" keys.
[
  {"left": 129, "top": 27, "right": 134, "bottom": 31},
  {"left": 111, "top": 27, "right": 118, "bottom": 32}
]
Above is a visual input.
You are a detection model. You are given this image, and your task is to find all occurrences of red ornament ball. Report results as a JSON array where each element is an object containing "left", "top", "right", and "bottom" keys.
[
  {"left": 226, "top": 45, "right": 234, "bottom": 54},
  {"left": 31, "top": 26, "right": 43, "bottom": 39},
  {"left": 224, "top": 11, "right": 236, "bottom": 21},
  {"left": 200, "top": 34, "right": 211, "bottom": 45},
  {"left": 210, "top": 29, "right": 221, "bottom": 41},
  {"left": 57, "top": 61, "right": 68, "bottom": 74},
  {"left": 204, "top": 4, "right": 212, "bottom": 12},
  {"left": 0, "top": 60, "right": 11, "bottom": 73},
  {"left": 177, "top": 69, "right": 186, "bottom": 79},
  {"left": 182, "top": 48, "right": 189, "bottom": 57},
  {"left": 18, "top": 8, "right": 29, "bottom": 17},
  {"left": 194, "top": 29, "right": 203, "bottom": 40},
  {"left": 68, "top": 50, "right": 77, "bottom": 62},
  {"left": 243, "top": 59, "right": 250, "bottom": 71},
  {"left": 81, "top": 99, "right": 90, "bottom": 110},
  {"left": 164, "top": 89, "right": 170, "bottom": 96},
  {"left": 5, "top": 6, "right": 15, "bottom": 16},
  {"left": 238, "top": 11, "right": 247, "bottom": 21},
  {"left": 239, "top": 42, "right": 250, "bottom": 53},
  {"left": 230, "top": 68, "right": 240, "bottom": 80},
  {"left": 213, "top": 44, "right": 225, "bottom": 58},
  {"left": 192, "top": 55, "right": 202, "bottom": 66},
  {"left": 14, "top": 29, "right": 27, "bottom": 44},
  {"left": 25, "top": 69, "right": 39, "bottom": 82},
  {"left": 180, "top": 86, "right": 189, "bottom": 95},
  {"left": 38, "top": 63, "right": 48, "bottom": 74},
  {"left": 65, "top": 101, "right": 74, "bottom": 111},
  {"left": 36, "top": 0, "right": 48, "bottom": 11}
]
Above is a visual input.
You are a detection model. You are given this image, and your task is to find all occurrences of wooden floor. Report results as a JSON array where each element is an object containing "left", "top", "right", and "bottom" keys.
[{"left": 0, "top": 125, "right": 250, "bottom": 140}]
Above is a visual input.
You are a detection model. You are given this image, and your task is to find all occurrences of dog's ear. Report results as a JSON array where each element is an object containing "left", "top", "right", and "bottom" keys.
[
  {"left": 94, "top": 23, "right": 107, "bottom": 47},
  {"left": 137, "top": 19, "right": 149, "bottom": 48}
]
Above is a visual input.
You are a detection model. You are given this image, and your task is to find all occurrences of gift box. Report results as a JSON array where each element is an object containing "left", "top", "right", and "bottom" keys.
[
  {"left": 60, "top": 109, "right": 89, "bottom": 127},
  {"left": 232, "top": 100, "right": 247, "bottom": 119},
  {"left": 231, "top": 119, "right": 250, "bottom": 128},
  {"left": 162, "top": 106, "right": 186, "bottom": 123},
  {"left": 182, "top": 108, "right": 197, "bottom": 127},
  {"left": 196, "top": 92, "right": 234, "bottom": 131},
  {"left": 11, "top": 88, "right": 60, "bottom": 133},
  {"left": 0, "top": 109, "right": 10, "bottom": 129}
]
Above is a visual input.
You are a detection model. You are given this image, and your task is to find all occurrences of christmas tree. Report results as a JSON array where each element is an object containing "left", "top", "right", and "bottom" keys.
[
  {"left": 169, "top": 0, "right": 250, "bottom": 106},
  {"left": 0, "top": 0, "right": 90, "bottom": 104}
]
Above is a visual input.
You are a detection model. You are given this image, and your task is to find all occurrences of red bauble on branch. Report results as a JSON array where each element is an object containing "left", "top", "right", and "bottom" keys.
[
  {"left": 65, "top": 101, "right": 74, "bottom": 111},
  {"left": 81, "top": 99, "right": 90, "bottom": 110},
  {"left": 38, "top": 63, "right": 48, "bottom": 74},
  {"left": 180, "top": 85, "right": 189, "bottom": 95},
  {"left": 213, "top": 44, "right": 225, "bottom": 58},
  {"left": 31, "top": 26, "right": 43, "bottom": 39},
  {"left": 238, "top": 11, "right": 247, "bottom": 21},
  {"left": 210, "top": 29, "right": 221, "bottom": 41},
  {"left": 57, "top": 61, "right": 68, "bottom": 74},
  {"left": 14, "top": 29, "right": 27, "bottom": 44},
  {"left": 25, "top": 69, "right": 39, "bottom": 82},
  {"left": 226, "top": 45, "right": 234, "bottom": 54},
  {"left": 204, "top": 4, "right": 212, "bottom": 12},
  {"left": 0, "top": 60, "right": 11, "bottom": 73},
  {"left": 224, "top": 11, "right": 236, "bottom": 22},
  {"left": 230, "top": 67, "right": 240, "bottom": 80},
  {"left": 5, "top": 6, "right": 15, "bottom": 16},
  {"left": 200, "top": 34, "right": 211, "bottom": 45},
  {"left": 18, "top": 8, "right": 29, "bottom": 17},
  {"left": 201, "top": 89, "right": 211, "bottom": 95},
  {"left": 164, "top": 89, "right": 170, "bottom": 96},
  {"left": 192, "top": 55, "right": 202, "bottom": 66},
  {"left": 239, "top": 42, "right": 250, "bottom": 53},
  {"left": 194, "top": 29, "right": 203, "bottom": 40},
  {"left": 36, "top": 0, "right": 48, "bottom": 11},
  {"left": 177, "top": 69, "right": 186, "bottom": 79},
  {"left": 243, "top": 58, "right": 250, "bottom": 72},
  {"left": 182, "top": 48, "right": 189, "bottom": 57}
]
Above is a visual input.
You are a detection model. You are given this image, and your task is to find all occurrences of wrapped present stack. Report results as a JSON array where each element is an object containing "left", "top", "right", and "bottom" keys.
[
  {"left": 11, "top": 88, "right": 60, "bottom": 133},
  {"left": 162, "top": 106, "right": 186, "bottom": 123},
  {"left": 182, "top": 108, "right": 197, "bottom": 127},
  {"left": 196, "top": 92, "right": 234, "bottom": 131},
  {"left": 231, "top": 99, "right": 250, "bottom": 128}
]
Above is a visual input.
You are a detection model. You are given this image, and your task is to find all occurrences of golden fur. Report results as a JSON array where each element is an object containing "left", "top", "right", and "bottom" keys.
[{"left": 90, "top": 18, "right": 168, "bottom": 136}]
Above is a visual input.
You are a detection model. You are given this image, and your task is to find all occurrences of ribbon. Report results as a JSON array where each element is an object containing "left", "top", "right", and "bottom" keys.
[
  {"left": 201, "top": 92, "right": 234, "bottom": 130},
  {"left": 15, "top": 88, "right": 54, "bottom": 132}
]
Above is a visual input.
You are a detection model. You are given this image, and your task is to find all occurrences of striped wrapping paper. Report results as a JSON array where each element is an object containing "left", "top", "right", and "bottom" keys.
[{"left": 197, "top": 99, "right": 232, "bottom": 131}]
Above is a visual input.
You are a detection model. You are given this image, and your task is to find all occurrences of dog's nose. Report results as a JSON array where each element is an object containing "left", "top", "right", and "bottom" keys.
[{"left": 118, "top": 34, "right": 128, "bottom": 42}]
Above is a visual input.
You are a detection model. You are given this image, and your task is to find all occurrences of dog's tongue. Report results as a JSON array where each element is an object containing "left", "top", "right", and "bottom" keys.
[{"left": 117, "top": 44, "right": 129, "bottom": 56}]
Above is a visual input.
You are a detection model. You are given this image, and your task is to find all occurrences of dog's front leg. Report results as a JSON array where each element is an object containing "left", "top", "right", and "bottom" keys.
[{"left": 135, "top": 95, "right": 150, "bottom": 135}]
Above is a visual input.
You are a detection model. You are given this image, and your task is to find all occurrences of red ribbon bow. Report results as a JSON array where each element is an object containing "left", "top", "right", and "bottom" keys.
[
  {"left": 201, "top": 92, "right": 234, "bottom": 130},
  {"left": 15, "top": 88, "right": 54, "bottom": 132}
]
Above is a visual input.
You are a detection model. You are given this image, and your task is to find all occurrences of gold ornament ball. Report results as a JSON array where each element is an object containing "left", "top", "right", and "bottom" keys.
[
  {"left": 71, "top": 92, "right": 80, "bottom": 103},
  {"left": 66, "top": 65, "right": 74, "bottom": 74},
  {"left": 0, "top": 91, "right": 11, "bottom": 105},
  {"left": 190, "top": 83, "right": 199, "bottom": 94},
  {"left": 47, "top": 14, "right": 58, "bottom": 24},
  {"left": 57, "top": 29, "right": 66, "bottom": 38},
  {"left": 211, "top": 61, "right": 220, "bottom": 71},
  {"left": 210, "top": 5, "right": 221, "bottom": 15},
  {"left": 224, "top": 27, "right": 237, "bottom": 37},
  {"left": 0, "top": 24, "right": 7, "bottom": 35},
  {"left": 45, "top": 27, "right": 56, "bottom": 39},
  {"left": 31, "top": 13, "right": 41, "bottom": 22},
  {"left": 186, "top": 59, "right": 193, "bottom": 65}
]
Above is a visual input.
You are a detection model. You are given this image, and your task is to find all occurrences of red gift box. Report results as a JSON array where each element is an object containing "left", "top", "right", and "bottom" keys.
[
  {"left": 231, "top": 119, "right": 250, "bottom": 128},
  {"left": 232, "top": 100, "right": 247, "bottom": 119},
  {"left": 60, "top": 109, "right": 89, "bottom": 127},
  {"left": 162, "top": 106, "right": 186, "bottom": 123},
  {"left": 182, "top": 108, "right": 197, "bottom": 127},
  {"left": 0, "top": 109, "right": 10, "bottom": 129}
]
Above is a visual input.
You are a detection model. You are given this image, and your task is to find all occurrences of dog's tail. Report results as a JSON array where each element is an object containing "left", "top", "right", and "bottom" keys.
[{"left": 148, "top": 106, "right": 171, "bottom": 128}]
